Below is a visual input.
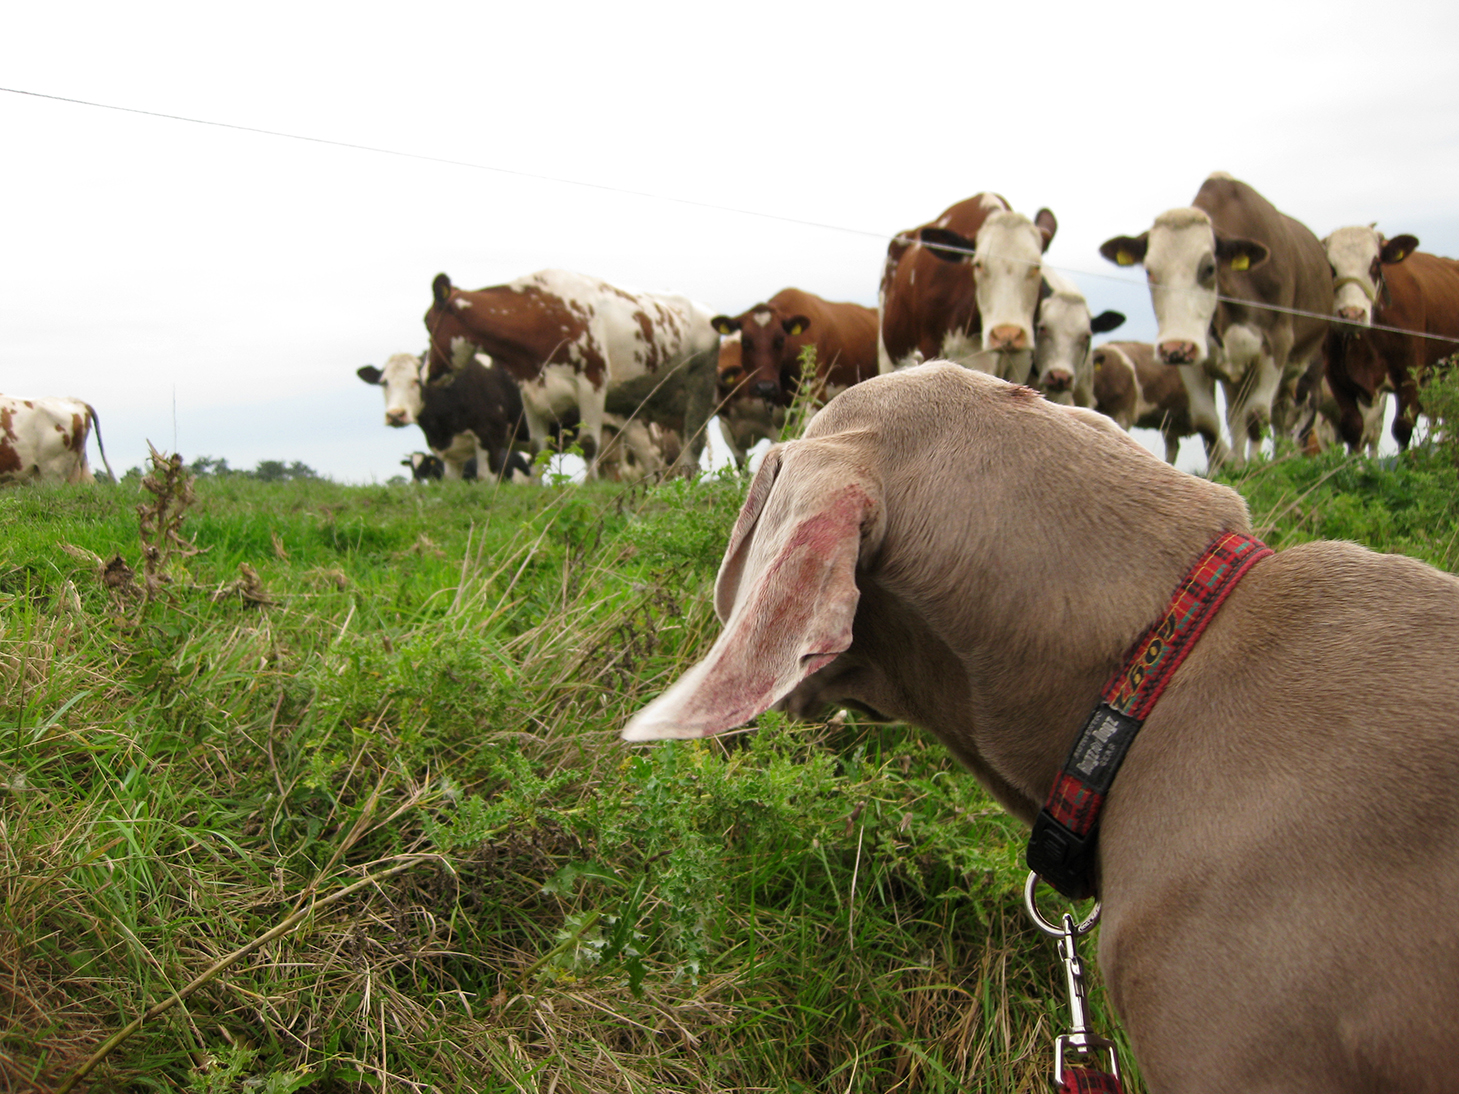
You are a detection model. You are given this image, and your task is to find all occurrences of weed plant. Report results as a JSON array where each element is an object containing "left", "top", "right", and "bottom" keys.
[{"left": 6, "top": 412, "right": 1457, "bottom": 1092}]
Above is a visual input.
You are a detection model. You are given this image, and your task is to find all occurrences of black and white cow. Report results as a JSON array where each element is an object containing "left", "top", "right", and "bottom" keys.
[{"left": 358, "top": 352, "right": 532, "bottom": 482}]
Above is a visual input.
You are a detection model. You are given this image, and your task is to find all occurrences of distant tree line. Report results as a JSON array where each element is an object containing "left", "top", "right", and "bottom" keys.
[{"left": 121, "top": 457, "right": 323, "bottom": 482}]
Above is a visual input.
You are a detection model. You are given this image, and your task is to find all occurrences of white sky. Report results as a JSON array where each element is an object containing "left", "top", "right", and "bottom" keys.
[{"left": 4, "top": 0, "right": 1457, "bottom": 480}]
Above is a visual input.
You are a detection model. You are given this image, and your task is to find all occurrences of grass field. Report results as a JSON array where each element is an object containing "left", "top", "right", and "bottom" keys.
[{"left": 4, "top": 429, "right": 1458, "bottom": 1093}]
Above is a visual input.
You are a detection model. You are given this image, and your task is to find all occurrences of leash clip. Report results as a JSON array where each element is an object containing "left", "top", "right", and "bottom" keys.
[{"left": 1025, "top": 872, "right": 1123, "bottom": 1093}]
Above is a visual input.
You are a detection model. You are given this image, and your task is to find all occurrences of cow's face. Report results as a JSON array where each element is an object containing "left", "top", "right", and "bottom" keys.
[
  {"left": 358, "top": 353, "right": 427, "bottom": 427},
  {"left": 716, "top": 330, "right": 749, "bottom": 397},
  {"left": 1032, "top": 282, "right": 1124, "bottom": 402},
  {"left": 1323, "top": 225, "right": 1417, "bottom": 326},
  {"left": 711, "top": 309, "right": 810, "bottom": 406},
  {"left": 423, "top": 272, "right": 477, "bottom": 381},
  {"left": 973, "top": 212, "right": 1050, "bottom": 355},
  {"left": 1101, "top": 208, "right": 1268, "bottom": 368}
]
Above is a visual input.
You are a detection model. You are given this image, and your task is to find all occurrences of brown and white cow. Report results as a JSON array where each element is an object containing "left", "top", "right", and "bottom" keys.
[
  {"left": 0, "top": 396, "right": 114, "bottom": 484},
  {"left": 424, "top": 270, "right": 720, "bottom": 479},
  {"left": 878, "top": 193, "right": 1058, "bottom": 382},
  {"left": 714, "top": 331, "right": 783, "bottom": 467},
  {"left": 710, "top": 288, "right": 878, "bottom": 407},
  {"left": 1030, "top": 269, "right": 1125, "bottom": 406},
  {"left": 357, "top": 352, "right": 533, "bottom": 482},
  {"left": 1320, "top": 226, "right": 1459, "bottom": 450},
  {"left": 1100, "top": 173, "right": 1332, "bottom": 468},
  {"left": 1090, "top": 341, "right": 1195, "bottom": 464}
]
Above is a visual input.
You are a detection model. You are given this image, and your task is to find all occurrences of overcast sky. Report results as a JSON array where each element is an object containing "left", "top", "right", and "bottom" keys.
[{"left": 4, "top": 0, "right": 1457, "bottom": 480}]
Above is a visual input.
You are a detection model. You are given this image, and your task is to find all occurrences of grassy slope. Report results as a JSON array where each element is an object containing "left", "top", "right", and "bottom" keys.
[{"left": 2, "top": 442, "right": 1456, "bottom": 1093}]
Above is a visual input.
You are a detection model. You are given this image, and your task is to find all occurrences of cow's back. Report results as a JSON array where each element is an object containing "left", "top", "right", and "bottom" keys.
[
  {"left": 768, "top": 288, "right": 878, "bottom": 390},
  {"left": 1194, "top": 175, "right": 1331, "bottom": 363},
  {"left": 0, "top": 396, "right": 96, "bottom": 484},
  {"left": 878, "top": 193, "right": 1011, "bottom": 371}
]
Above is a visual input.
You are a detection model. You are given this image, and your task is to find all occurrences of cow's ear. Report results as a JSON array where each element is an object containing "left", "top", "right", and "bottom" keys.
[
  {"left": 1099, "top": 233, "right": 1148, "bottom": 267},
  {"left": 1216, "top": 236, "right": 1269, "bottom": 272},
  {"left": 1381, "top": 234, "right": 1418, "bottom": 265},
  {"left": 712, "top": 315, "right": 741, "bottom": 336},
  {"left": 1034, "top": 208, "right": 1058, "bottom": 252},
  {"left": 432, "top": 273, "right": 453, "bottom": 308},
  {"left": 622, "top": 441, "right": 881, "bottom": 741},
  {"left": 1090, "top": 310, "right": 1126, "bottom": 334},
  {"left": 357, "top": 366, "right": 384, "bottom": 385},
  {"left": 782, "top": 315, "right": 811, "bottom": 337},
  {"left": 918, "top": 227, "right": 976, "bottom": 263}
]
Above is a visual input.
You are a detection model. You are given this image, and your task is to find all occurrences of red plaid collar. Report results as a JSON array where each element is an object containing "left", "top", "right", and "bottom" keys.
[{"left": 1026, "top": 531, "right": 1273, "bottom": 899}]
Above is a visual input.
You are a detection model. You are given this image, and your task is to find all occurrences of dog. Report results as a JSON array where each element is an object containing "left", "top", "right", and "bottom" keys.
[{"left": 623, "top": 362, "right": 1459, "bottom": 1093}]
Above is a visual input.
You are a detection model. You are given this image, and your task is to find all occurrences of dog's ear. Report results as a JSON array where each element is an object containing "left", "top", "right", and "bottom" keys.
[{"left": 623, "top": 440, "right": 881, "bottom": 741}]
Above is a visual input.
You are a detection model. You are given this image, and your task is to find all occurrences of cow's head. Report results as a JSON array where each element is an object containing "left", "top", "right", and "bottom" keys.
[
  {"left": 1032, "top": 273, "right": 1125, "bottom": 403},
  {"left": 422, "top": 273, "right": 479, "bottom": 381},
  {"left": 358, "top": 352, "right": 429, "bottom": 427},
  {"left": 716, "top": 330, "right": 748, "bottom": 397},
  {"left": 919, "top": 209, "right": 1056, "bottom": 357},
  {"left": 1100, "top": 208, "right": 1268, "bottom": 368},
  {"left": 1322, "top": 225, "right": 1417, "bottom": 327},
  {"left": 711, "top": 307, "right": 812, "bottom": 406}
]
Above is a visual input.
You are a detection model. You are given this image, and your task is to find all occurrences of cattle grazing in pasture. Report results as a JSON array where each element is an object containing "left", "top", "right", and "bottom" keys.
[
  {"left": 424, "top": 270, "right": 719, "bottom": 479},
  {"left": 1090, "top": 341, "right": 1195, "bottom": 464},
  {"left": 878, "top": 193, "right": 1058, "bottom": 382},
  {"left": 1321, "top": 225, "right": 1459, "bottom": 450},
  {"left": 357, "top": 352, "right": 533, "bottom": 482},
  {"left": 0, "top": 395, "right": 114, "bottom": 484},
  {"left": 1100, "top": 173, "right": 1332, "bottom": 468},
  {"left": 1029, "top": 269, "right": 1125, "bottom": 406},
  {"left": 623, "top": 361, "right": 1459, "bottom": 1094},
  {"left": 714, "top": 331, "right": 783, "bottom": 467},
  {"left": 709, "top": 288, "right": 878, "bottom": 406}
]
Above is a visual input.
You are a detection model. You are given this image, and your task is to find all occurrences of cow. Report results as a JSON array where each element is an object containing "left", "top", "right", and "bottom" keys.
[
  {"left": 714, "top": 331, "right": 783, "bottom": 467},
  {"left": 1090, "top": 341, "right": 1195, "bottom": 464},
  {"left": 878, "top": 193, "right": 1058, "bottom": 383},
  {"left": 0, "top": 396, "right": 114, "bottom": 484},
  {"left": 1100, "top": 173, "right": 1332, "bottom": 468},
  {"left": 402, "top": 452, "right": 478, "bottom": 481},
  {"left": 1029, "top": 269, "right": 1125, "bottom": 406},
  {"left": 357, "top": 352, "right": 533, "bottom": 482},
  {"left": 1320, "top": 225, "right": 1459, "bottom": 450},
  {"left": 622, "top": 362, "right": 1459, "bottom": 1094},
  {"left": 709, "top": 288, "right": 878, "bottom": 406},
  {"left": 423, "top": 270, "right": 719, "bottom": 479}
]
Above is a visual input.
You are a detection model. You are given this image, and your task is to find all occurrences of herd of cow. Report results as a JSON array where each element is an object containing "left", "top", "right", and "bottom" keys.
[
  {"left": 354, "top": 171, "right": 1459, "bottom": 485},
  {"left": 4, "top": 171, "right": 1457, "bottom": 488}
]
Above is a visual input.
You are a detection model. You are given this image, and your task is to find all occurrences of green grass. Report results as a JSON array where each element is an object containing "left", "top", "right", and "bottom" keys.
[{"left": 5, "top": 427, "right": 1459, "bottom": 1093}]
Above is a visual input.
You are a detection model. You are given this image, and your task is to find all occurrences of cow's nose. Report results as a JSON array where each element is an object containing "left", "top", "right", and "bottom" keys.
[
  {"left": 1158, "top": 340, "right": 1198, "bottom": 365},
  {"left": 988, "top": 325, "right": 1028, "bottom": 351},
  {"left": 753, "top": 380, "right": 779, "bottom": 401},
  {"left": 386, "top": 410, "right": 408, "bottom": 426},
  {"left": 1043, "top": 369, "right": 1073, "bottom": 392},
  {"left": 1337, "top": 305, "right": 1367, "bottom": 323}
]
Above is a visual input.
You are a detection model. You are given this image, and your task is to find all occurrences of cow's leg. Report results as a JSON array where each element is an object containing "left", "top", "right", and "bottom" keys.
[
  {"left": 577, "top": 382, "right": 607, "bottom": 480},
  {"left": 1162, "top": 429, "right": 1182, "bottom": 465},
  {"left": 1218, "top": 325, "right": 1277, "bottom": 466},
  {"left": 1177, "top": 364, "right": 1229, "bottom": 470},
  {"left": 672, "top": 345, "right": 717, "bottom": 478}
]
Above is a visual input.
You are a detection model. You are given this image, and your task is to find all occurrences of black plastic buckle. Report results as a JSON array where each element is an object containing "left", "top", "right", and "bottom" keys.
[{"left": 1026, "top": 812, "right": 1099, "bottom": 901}]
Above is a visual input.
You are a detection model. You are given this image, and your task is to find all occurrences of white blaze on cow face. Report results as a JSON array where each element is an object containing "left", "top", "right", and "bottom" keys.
[
  {"left": 974, "top": 211, "right": 1047, "bottom": 357},
  {"left": 1140, "top": 208, "right": 1224, "bottom": 368},
  {"left": 375, "top": 353, "right": 427, "bottom": 427},
  {"left": 1033, "top": 269, "right": 1124, "bottom": 407},
  {"left": 1325, "top": 225, "right": 1384, "bottom": 326}
]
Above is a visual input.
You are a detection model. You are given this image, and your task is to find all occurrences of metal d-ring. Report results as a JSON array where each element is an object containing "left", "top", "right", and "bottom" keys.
[{"left": 1024, "top": 871, "right": 1101, "bottom": 937}]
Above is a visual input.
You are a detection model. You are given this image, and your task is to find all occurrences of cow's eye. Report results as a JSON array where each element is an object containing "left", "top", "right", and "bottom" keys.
[{"left": 1198, "top": 259, "right": 1216, "bottom": 283}]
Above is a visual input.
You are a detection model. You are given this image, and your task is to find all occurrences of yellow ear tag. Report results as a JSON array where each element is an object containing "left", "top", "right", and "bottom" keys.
[
  {"left": 1230, "top": 254, "right": 1250, "bottom": 271},
  {"left": 1116, "top": 250, "right": 1135, "bottom": 266},
  {"left": 789, "top": 323, "right": 805, "bottom": 336}
]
